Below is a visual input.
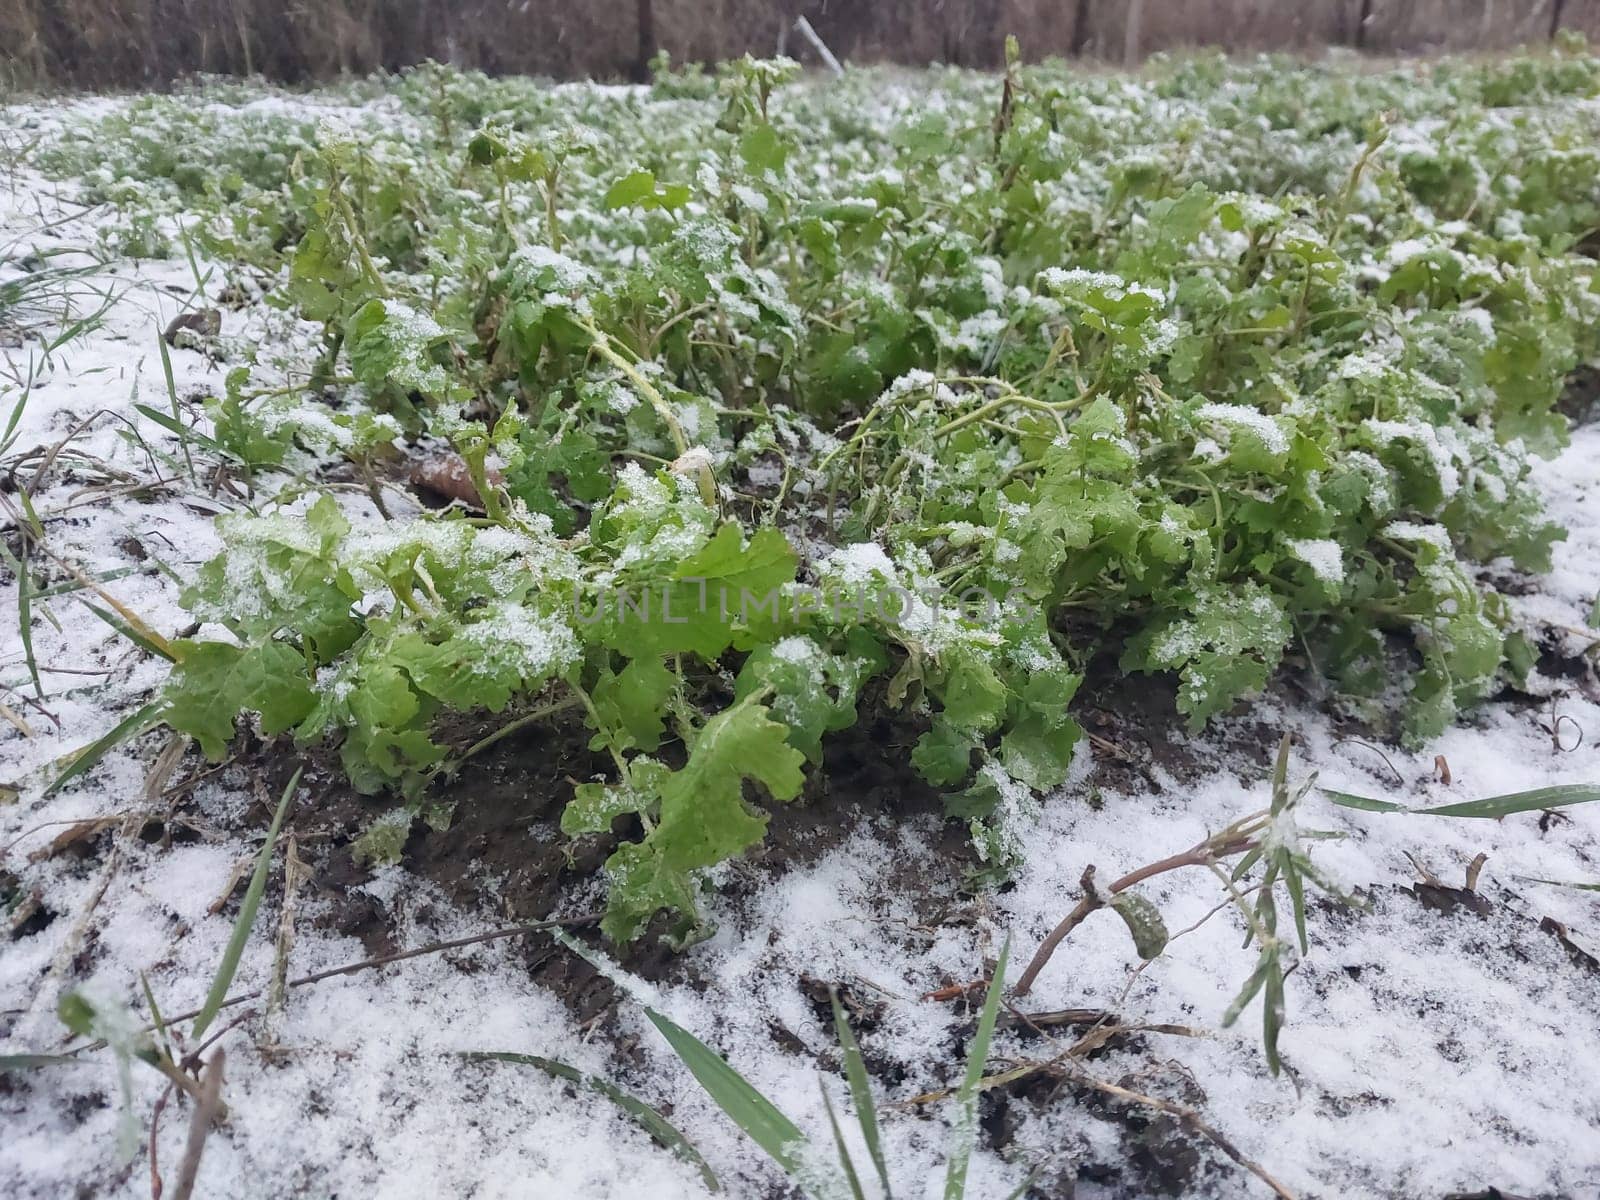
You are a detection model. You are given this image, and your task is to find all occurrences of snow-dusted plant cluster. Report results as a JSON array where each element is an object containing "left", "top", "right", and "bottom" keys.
[{"left": 3, "top": 44, "right": 1600, "bottom": 1200}]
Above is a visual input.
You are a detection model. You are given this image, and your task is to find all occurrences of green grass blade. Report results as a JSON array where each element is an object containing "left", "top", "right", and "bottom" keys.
[
  {"left": 155, "top": 330, "right": 196, "bottom": 479},
  {"left": 465, "top": 1051, "right": 719, "bottom": 1192},
  {"left": 1, "top": 542, "right": 43, "bottom": 696},
  {"left": 0, "top": 368, "right": 31, "bottom": 452},
  {"left": 830, "top": 990, "right": 891, "bottom": 1200},
  {"left": 44, "top": 700, "right": 167, "bottom": 797},
  {"left": 31, "top": 565, "right": 152, "bottom": 599},
  {"left": 132, "top": 403, "right": 227, "bottom": 455},
  {"left": 644, "top": 1007, "right": 811, "bottom": 1179},
  {"left": 1326, "top": 784, "right": 1600, "bottom": 818},
  {"left": 0, "top": 1054, "right": 79, "bottom": 1071},
  {"left": 46, "top": 310, "right": 107, "bottom": 354},
  {"left": 945, "top": 934, "right": 1010, "bottom": 1200},
  {"left": 192, "top": 767, "right": 300, "bottom": 1039},
  {"left": 1515, "top": 875, "right": 1600, "bottom": 893},
  {"left": 1322, "top": 790, "right": 1406, "bottom": 813},
  {"left": 79, "top": 598, "right": 177, "bottom": 662},
  {"left": 818, "top": 1079, "right": 867, "bottom": 1200}
]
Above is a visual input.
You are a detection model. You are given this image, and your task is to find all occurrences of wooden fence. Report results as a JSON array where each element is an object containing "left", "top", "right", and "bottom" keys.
[{"left": 2, "top": 0, "right": 1595, "bottom": 89}]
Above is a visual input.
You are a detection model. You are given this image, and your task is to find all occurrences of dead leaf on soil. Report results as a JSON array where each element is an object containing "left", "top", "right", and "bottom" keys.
[{"left": 408, "top": 452, "right": 502, "bottom": 509}]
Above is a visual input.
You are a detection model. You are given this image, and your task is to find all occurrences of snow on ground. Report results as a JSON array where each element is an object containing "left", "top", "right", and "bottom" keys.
[{"left": 3, "top": 99, "right": 1600, "bottom": 1200}]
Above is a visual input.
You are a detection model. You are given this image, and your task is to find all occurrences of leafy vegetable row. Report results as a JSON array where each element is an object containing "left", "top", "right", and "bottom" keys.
[{"left": 43, "top": 45, "right": 1599, "bottom": 942}]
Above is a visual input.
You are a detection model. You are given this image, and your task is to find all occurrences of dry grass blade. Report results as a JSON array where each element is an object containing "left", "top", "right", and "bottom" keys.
[{"left": 169, "top": 1048, "right": 226, "bottom": 1200}]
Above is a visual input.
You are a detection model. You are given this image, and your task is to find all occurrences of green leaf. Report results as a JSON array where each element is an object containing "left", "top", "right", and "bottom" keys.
[
  {"left": 934, "top": 644, "right": 1008, "bottom": 734},
  {"left": 912, "top": 718, "right": 978, "bottom": 788},
  {"left": 1324, "top": 783, "right": 1600, "bottom": 818},
  {"left": 734, "top": 634, "right": 878, "bottom": 762},
  {"left": 604, "top": 169, "right": 691, "bottom": 212},
  {"left": 1122, "top": 584, "right": 1290, "bottom": 730},
  {"left": 738, "top": 123, "right": 789, "bottom": 173},
  {"left": 347, "top": 298, "right": 456, "bottom": 400},
  {"left": 1107, "top": 891, "right": 1169, "bottom": 960},
  {"left": 562, "top": 759, "right": 671, "bottom": 837},
  {"left": 591, "top": 657, "right": 676, "bottom": 753},
  {"left": 165, "top": 639, "right": 316, "bottom": 760},
  {"left": 601, "top": 523, "right": 797, "bottom": 660},
  {"left": 645, "top": 1008, "right": 814, "bottom": 1178},
  {"left": 602, "top": 700, "right": 806, "bottom": 942},
  {"left": 351, "top": 809, "right": 413, "bottom": 867},
  {"left": 465, "top": 1051, "right": 719, "bottom": 1191}
]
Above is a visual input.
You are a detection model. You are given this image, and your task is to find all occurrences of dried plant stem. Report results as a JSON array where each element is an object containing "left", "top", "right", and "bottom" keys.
[
  {"left": 1057, "top": 1063, "right": 1298, "bottom": 1200},
  {"left": 1013, "top": 826, "right": 1260, "bottom": 996},
  {"left": 169, "top": 1049, "right": 226, "bottom": 1200},
  {"left": 71, "top": 911, "right": 605, "bottom": 1052}
]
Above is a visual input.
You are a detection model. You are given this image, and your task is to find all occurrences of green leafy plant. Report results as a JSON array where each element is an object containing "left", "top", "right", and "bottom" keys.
[{"left": 32, "top": 49, "right": 1599, "bottom": 948}]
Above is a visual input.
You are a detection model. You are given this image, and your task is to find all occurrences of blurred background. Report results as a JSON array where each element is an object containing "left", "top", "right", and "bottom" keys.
[{"left": 3, "top": 0, "right": 1596, "bottom": 90}]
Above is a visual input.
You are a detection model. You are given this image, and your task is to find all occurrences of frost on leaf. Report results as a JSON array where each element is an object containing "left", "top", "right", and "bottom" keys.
[{"left": 1123, "top": 583, "right": 1292, "bottom": 730}]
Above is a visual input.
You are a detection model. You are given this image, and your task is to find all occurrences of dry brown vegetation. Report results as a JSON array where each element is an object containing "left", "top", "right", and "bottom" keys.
[{"left": 1, "top": 0, "right": 1595, "bottom": 89}]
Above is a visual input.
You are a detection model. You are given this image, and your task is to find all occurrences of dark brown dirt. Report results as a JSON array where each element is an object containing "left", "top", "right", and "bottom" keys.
[
  {"left": 215, "top": 660, "right": 1296, "bottom": 1199},
  {"left": 1557, "top": 364, "right": 1600, "bottom": 427},
  {"left": 255, "top": 695, "right": 979, "bottom": 1031}
]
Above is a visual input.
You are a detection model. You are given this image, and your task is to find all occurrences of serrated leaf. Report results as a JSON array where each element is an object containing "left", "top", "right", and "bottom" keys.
[
  {"left": 734, "top": 634, "right": 876, "bottom": 762},
  {"left": 165, "top": 639, "right": 316, "bottom": 760},
  {"left": 601, "top": 700, "right": 806, "bottom": 942}
]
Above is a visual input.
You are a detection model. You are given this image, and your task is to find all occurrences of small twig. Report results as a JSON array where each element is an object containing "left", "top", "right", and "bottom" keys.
[
  {"left": 445, "top": 694, "right": 585, "bottom": 768},
  {"left": 265, "top": 836, "right": 308, "bottom": 1038},
  {"left": 1013, "top": 827, "right": 1261, "bottom": 996},
  {"left": 792, "top": 16, "right": 845, "bottom": 76},
  {"left": 1057, "top": 1063, "right": 1298, "bottom": 1200},
  {"left": 169, "top": 1048, "right": 225, "bottom": 1200},
  {"left": 148, "top": 1079, "right": 175, "bottom": 1200},
  {"left": 66, "top": 912, "right": 605, "bottom": 1052},
  {"left": 1331, "top": 737, "right": 1405, "bottom": 786}
]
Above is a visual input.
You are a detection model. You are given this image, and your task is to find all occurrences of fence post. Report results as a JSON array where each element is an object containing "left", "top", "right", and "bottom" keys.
[
  {"left": 1071, "top": 0, "right": 1093, "bottom": 57},
  {"left": 1550, "top": 0, "right": 1568, "bottom": 40},
  {"left": 1354, "top": 0, "right": 1374, "bottom": 50},
  {"left": 634, "top": 0, "right": 656, "bottom": 83},
  {"left": 1124, "top": 0, "right": 1144, "bottom": 65}
]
